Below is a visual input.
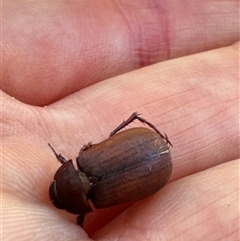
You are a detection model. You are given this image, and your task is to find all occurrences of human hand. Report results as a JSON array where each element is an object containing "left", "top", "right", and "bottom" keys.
[{"left": 2, "top": 1, "right": 239, "bottom": 240}]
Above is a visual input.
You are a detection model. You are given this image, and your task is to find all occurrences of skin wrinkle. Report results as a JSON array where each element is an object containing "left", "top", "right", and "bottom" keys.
[
  {"left": 163, "top": 166, "right": 237, "bottom": 241},
  {"left": 115, "top": 0, "right": 170, "bottom": 67},
  {"left": 160, "top": 186, "right": 197, "bottom": 229}
]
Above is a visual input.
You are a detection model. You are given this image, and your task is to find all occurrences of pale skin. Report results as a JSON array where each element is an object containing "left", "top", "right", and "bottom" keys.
[{"left": 2, "top": 0, "right": 239, "bottom": 240}]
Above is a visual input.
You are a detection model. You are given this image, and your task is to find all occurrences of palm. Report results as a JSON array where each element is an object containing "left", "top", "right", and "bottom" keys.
[{"left": 2, "top": 1, "right": 239, "bottom": 240}]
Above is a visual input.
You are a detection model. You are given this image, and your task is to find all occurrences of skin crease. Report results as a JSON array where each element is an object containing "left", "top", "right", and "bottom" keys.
[{"left": 1, "top": 0, "right": 239, "bottom": 240}]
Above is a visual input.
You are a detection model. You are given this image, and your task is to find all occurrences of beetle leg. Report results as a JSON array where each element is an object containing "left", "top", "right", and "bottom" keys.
[
  {"left": 109, "top": 112, "right": 173, "bottom": 147},
  {"left": 48, "top": 143, "right": 68, "bottom": 164},
  {"left": 109, "top": 112, "right": 139, "bottom": 136},
  {"left": 79, "top": 142, "right": 94, "bottom": 154},
  {"left": 77, "top": 213, "right": 85, "bottom": 226}
]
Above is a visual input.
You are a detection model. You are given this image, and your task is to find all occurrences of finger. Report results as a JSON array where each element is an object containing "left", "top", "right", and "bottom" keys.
[
  {"left": 92, "top": 159, "right": 239, "bottom": 240},
  {"left": 2, "top": 195, "right": 90, "bottom": 240},
  {"left": 2, "top": 40, "right": 238, "bottom": 232},
  {"left": 2, "top": 0, "right": 239, "bottom": 105},
  {"left": 44, "top": 43, "right": 239, "bottom": 179}
]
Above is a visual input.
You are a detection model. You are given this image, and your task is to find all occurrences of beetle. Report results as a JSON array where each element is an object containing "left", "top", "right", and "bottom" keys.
[{"left": 49, "top": 112, "right": 172, "bottom": 226}]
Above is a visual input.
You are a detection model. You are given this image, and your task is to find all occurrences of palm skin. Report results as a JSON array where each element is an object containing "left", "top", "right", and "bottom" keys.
[{"left": 2, "top": 1, "right": 239, "bottom": 240}]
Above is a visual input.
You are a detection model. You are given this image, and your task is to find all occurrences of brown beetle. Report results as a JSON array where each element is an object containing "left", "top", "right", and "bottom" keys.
[{"left": 49, "top": 112, "right": 172, "bottom": 226}]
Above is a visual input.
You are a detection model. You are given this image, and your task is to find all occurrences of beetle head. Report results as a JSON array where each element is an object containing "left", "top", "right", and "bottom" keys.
[{"left": 49, "top": 160, "right": 93, "bottom": 215}]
